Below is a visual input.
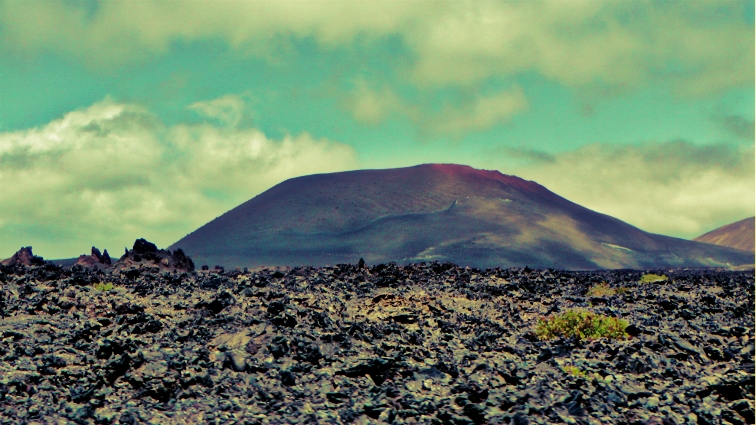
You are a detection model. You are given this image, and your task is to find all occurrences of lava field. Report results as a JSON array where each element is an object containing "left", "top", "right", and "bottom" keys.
[{"left": 0, "top": 262, "right": 753, "bottom": 425}]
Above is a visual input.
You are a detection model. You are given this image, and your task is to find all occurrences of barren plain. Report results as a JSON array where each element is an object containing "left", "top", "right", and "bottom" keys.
[{"left": 1, "top": 260, "right": 753, "bottom": 425}]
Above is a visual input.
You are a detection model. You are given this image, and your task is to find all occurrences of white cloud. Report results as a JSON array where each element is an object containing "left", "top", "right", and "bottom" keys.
[
  {"left": 188, "top": 94, "right": 250, "bottom": 128},
  {"left": 505, "top": 141, "right": 755, "bottom": 238},
  {"left": 0, "top": 98, "right": 358, "bottom": 258},
  {"left": 343, "top": 80, "right": 402, "bottom": 125},
  {"left": 343, "top": 80, "right": 527, "bottom": 135},
  {"left": 423, "top": 87, "right": 528, "bottom": 134},
  {"left": 2, "top": 0, "right": 751, "bottom": 95}
]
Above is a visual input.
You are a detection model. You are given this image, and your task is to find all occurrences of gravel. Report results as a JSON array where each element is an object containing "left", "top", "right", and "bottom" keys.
[{"left": 0, "top": 262, "right": 753, "bottom": 424}]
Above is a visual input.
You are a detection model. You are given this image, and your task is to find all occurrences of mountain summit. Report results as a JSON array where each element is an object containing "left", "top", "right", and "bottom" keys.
[{"left": 171, "top": 164, "right": 752, "bottom": 269}]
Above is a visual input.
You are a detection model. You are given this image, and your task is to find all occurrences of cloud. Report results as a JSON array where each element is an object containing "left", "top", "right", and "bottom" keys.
[
  {"left": 2, "top": 0, "right": 751, "bottom": 96},
  {"left": 342, "top": 80, "right": 402, "bottom": 125},
  {"left": 504, "top": 140, "right": 755, "bottom": 238},
  {"left": 718, "top": 114, "right": 755, "bottom": 141},
  {"left": 489, "top": 147, "right": 557, "bottom": 165},
  {"left": 0, "top": 98, "right": 358, "bottom": 258},
  {"left": 0, "top": 0, "right": 428, "bottom": 64},
  {"left": 342, "top": 80, "right": 527, "bottom": 135},
  {"left": 188, "top": 94, "right": 251, "bottom": 128},
  {"left": 404, "top": 0, "right": 754, "bottom": 96},
  {"left": 420, "top": 87, "right": 528, "bottom": 135}
]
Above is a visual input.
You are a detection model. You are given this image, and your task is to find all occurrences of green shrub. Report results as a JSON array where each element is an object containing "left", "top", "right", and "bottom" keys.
[
  {"left": 586, "top": 282, "right": 616, "bottom": 297},
  {"left": 94, "top": 282, "right": 114, "bottom": 292},
  {"left": 563, "top": 366, "right": 586, "bottom": 377},
  {"left": 535, "top": 310, "right": 629, "bottom": 341},
  {"left": 616, "top": 287, "right": 630, "bottom": 295},
  {"left": 639, "top": 273, "right": 667, "bottom": 283}
]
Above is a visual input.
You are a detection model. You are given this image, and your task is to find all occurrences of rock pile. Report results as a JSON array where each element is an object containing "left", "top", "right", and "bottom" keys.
[
  {"left": 0, "top": 262, "right": 753, "bottom": 424},
  {"left": 113, "top": 238, "right": 194, "bottom": 273}
]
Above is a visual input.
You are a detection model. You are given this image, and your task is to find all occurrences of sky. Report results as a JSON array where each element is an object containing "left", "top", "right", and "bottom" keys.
[{"left": 0, "top": 0, "right": 754, "bottom": 259}]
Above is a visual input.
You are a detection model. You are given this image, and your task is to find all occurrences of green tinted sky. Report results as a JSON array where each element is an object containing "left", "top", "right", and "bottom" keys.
[{"left": 1, "top": 0, "right": 754, "bottom": 258}]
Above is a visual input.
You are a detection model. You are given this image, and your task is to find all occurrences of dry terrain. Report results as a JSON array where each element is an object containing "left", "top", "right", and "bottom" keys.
[{"left": 1, "top": 261, "right": 753, "bottom": 425}]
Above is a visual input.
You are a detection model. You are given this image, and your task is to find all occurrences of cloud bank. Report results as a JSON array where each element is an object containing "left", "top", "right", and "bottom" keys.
[
  {"left": 0, "top": 97, "right": 358, "bottom": 258},
  {"left": 507, "top": 141, "right": 755, "bottom": 239},
  {"left": 3, "top": 0, "right": 752, "bottom": 96}
]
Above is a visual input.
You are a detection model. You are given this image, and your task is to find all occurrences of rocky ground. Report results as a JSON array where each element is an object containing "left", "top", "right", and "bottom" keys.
[{"left": 0, "top": 261, "right": 753, "bottom": 425}]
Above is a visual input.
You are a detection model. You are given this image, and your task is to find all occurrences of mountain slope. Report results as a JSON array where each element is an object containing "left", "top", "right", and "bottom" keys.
[
  {"left": 170, "top": 164, "right": 753, "bottom": 269},
  {"left": 694, "top": 217, "right": 755, "bottom": 252}
]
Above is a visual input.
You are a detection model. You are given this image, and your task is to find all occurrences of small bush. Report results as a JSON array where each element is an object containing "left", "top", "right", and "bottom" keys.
[
  {"left": 586, "top": 282, "right": 616, "bottom": 297},
  {"left": 535, "top": 310, "right": 629, "bottom": 341},
  {"left": 639, "top": 273, "right": 667, "bottom": 283},
  {"left": 616, "top": 287, "right": 630, "bottom": 295},
  {"left": 563, "top": 366, "right": 586, "bottom": 377},
  {"left": 94, "top": 282, "right": 114, "bottom": 292}
]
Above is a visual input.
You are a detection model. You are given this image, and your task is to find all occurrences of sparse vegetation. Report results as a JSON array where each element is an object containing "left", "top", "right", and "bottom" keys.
[
  {"left": 639, "top": 273, "right": 668, "bottom": 283},
  {"left": 587, "top": 282, "right": 631, "bottom": 297},
  {"left": 94, "top": 282, "right": 114, "bottom": 292},
  {"left": 563, "top": 366, "right": 586, "bottom": 377},
  {"left": 586, "top": 282, "right": 616, "bottom": 297},
  {"left": 535, "top": 309, "right": 629, "bottom": 341}
]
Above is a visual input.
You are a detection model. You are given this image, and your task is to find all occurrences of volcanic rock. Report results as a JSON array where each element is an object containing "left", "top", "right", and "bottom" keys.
[
  {"left": 74, "top": 247, "right": 112, "bottom": 269},
  {"left": 113, "top": 238, "right": 194, "bottom": 273},
  {"left": 0, "top": 246, "right": 45, "bottom": 267},
  {"left": 0, "top": 262, "right": 752, "bottom": 424}
]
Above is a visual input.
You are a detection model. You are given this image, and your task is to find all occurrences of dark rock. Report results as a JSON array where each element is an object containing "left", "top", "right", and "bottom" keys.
[
  {"left": 665, "top": 334, "right": 701, "bottom": 355},
  {"left": 267, "top": 300, "right": 286, "bottom": 315},
  {"left": 0, "top": 264, "right": 752, "bottom": 424},
  {"left": 463, "top": 403, "right": 486, "bottom": 424},
  {"left": 729, "top": 399, "right": 755, "bottom": 424},
  {"left": 171, "top": 249, "right": 194, "bottom": 272},
  {"left": 625, "top": 324, "right": 641, "bottom": 337},
  {"left": 279, "top": 370, "right": 296, "bottom": 386},
  {"left": 195, "top": 291, "right": 235, "bottom": 315},
  {"left": 512, "top": 412, "right": 529, "bottom": 425},
  {"left": 223, "top": 351, "right": 247, "bottom": 372},
  {"left": 619, "top": 383, "right": 652, "bottom": 400},
  {"left": 337, "top": 357, "right": 401, "bottom": 385},
  {"left": 114, "top": 239, "right": 194, "bottom": 272},
  {"left": 326, "top": 392, "right": 350, "bottom": 403},
  {"left": 105, "top": 353, "right": 132, "bottom": 383},
  {"left": 537, "top": 348, "right": 553, "bottom": 362},
  {"left": 133, "top": 239, "right": 158, "bottom": 254}
]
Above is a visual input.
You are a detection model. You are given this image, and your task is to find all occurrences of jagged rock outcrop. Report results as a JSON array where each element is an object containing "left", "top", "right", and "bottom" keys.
[
  {"left": 114, "top": 238, "right": 194, "bottom": 272},
  {"left": 73, "top": 247, "right": 112, "bottom": 269},
  {"left": 1, "top": 246, "right": 46, "bottom": 267}
]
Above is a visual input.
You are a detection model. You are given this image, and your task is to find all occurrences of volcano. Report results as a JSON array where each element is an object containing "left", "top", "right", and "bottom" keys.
[
  {"left": 694, "top": 216, "right": 755, "bottom": 253},
  {"left": 170, "top": 164, "right": 753, "bottom": 269}
]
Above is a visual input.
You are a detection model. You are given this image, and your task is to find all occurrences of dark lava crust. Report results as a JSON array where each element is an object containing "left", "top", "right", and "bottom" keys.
[{"left": 0, "top": 262, "right": 753, "bottom": 425}]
